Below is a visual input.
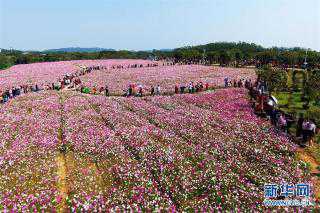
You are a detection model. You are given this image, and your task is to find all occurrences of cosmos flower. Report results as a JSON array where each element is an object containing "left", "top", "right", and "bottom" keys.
[{"left": 0, "top": 61, "right": 313, "bottom": 211}]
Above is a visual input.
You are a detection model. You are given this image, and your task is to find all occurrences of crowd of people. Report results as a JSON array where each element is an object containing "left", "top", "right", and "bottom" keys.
[
  {"left": 1, "top": 59, "right": 212, "bottom": 104},
  {"left": 0, "top": 85, "right": 41, "bottom": 103},
  {"left": 248, "top": 79, "right": 318, "bottom": 147},
  {"left": 174, "top": 82, "right": 210, "bottom": 94},
  {"left": 0, "top": 62, "right": 173, "bottom": 104},
  {"left": 224, "top": 77, "right": 253, "bottom": 89},
  {"left": 78, "top": 80, "right": 215, "bottom": 97}
]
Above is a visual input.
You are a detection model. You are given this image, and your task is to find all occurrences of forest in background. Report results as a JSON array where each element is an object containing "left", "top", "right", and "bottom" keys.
[{"left": 1, "top": 42, "right": 320, "bottom": 70}]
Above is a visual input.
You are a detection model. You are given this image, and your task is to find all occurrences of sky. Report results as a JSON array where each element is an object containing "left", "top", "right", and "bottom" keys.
[{"left": 0, "top": 0, "right": 319, "bottom": 51}]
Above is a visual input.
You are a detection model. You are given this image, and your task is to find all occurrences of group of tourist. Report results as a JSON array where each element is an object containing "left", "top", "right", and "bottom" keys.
[
  {"left": 122, "top": 81, "right": 210, "bottom": 97},
  {"left": 80, "top": 84, "right": 109, "bottom": 96},
  {"left": 174, "top": 82, "right": 210, "bottom": 94},
  {"left": 224, "top": 77, "right": 252, "bottom": 88},
  {"left": 122, "top": 84, "right": 159, "bottom": 97},
  {"left": 116, "top": 81, "right": 212, "bottom": 97},
  {"left": 249, "top": 79, "right": 318, "bottom": 147},
  {"left": 0, "top": 62, "right": 172, "bottom": 104},
  {"left": 82, "top": 63, "right": 162, "bottom": 71},
  {"left": 0, "top": 85, "right": 41, "bottom": 103},
  {"left": 78, "top": 80, "right": 214, "bottom": 97}
]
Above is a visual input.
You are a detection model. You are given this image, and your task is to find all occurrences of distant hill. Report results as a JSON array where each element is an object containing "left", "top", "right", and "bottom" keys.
[
  {"left": 143, "top": 49, "right": 173, "bottom": 53},
  {"left": 44, "top": 47, "right": 115, "bottom": 53}
]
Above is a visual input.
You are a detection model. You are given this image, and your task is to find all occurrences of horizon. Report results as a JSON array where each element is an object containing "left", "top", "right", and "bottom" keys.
[
  {"left": 1, "top": 0, "right": 319, "bottom": 51},
  {"left": 2, "top": 41, "right": 319, "bottom": 53}
]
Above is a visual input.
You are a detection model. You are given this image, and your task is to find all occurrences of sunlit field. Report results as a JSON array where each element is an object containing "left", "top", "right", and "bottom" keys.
[{"left": 0, "top": 60, "right": 316, "bottom": 211}]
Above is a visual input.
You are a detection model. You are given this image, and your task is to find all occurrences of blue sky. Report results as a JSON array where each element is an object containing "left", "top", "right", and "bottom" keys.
[{"left": 0, "top": 0, "right": 319, "bottom": 51}]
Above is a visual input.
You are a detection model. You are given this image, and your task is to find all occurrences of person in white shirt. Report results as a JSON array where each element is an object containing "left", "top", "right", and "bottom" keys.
[
  {"left": 302, "top": 119, "right": 317, "bottom": 147},
  {"left": 308, "top": 119, "right": 317, "bottom": 146}
]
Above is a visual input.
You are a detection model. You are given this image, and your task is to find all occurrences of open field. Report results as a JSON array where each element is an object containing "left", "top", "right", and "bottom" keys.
[
  {"left": 0, "top": 59, "right": 156, "bottom": 89},
  {"left": 79, "top": 65, "right": 255, "bottom": 95},
  {"left": 0, "top": 60, "right": 318, "bottom": 211},
  {"left": 0, "top": 87, "right": 315, "bottom": 211}
]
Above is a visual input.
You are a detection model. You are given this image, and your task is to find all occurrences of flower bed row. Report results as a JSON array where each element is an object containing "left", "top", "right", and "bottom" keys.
[{"left": 0, "top": 88, "right": 314, "bottom": 211}]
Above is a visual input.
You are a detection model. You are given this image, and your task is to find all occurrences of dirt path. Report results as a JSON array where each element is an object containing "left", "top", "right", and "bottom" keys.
[
  {"left": 56, "top": 152, "right": 69, "bottom": 212},
  {"left": 55, "top": 94, "right": 69, "bottom": 212},
  {"left": 296, "top": 148, "right": 320, "bottom": 204}
]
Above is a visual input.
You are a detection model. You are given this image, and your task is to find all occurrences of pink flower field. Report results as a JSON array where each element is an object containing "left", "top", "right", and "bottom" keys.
[
  {"left": 0, "top": 59, "right": 157, "bottom": 89},
  {"left": 0, "top": 88, "right": 314, "bottom": 211},
  {"left": 0, "top": 60, "right": 255, "bottom": 94},
  {"left": 79, "top": 65, "right": 255, "bottom": 94}
]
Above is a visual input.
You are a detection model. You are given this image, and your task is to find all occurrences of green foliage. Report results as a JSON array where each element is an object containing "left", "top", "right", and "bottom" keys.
[
  {"left": 0, "top": 54, "right": 16, "bottom": 70},
  {"left": 305, "top": 70, "right": 320, "bottom": 102},
  {"left": 257, "top": 66, "right": 288, "bottom": 93},
  {"left": 218, "top": 50, "right": 231, "bottom": 65}
]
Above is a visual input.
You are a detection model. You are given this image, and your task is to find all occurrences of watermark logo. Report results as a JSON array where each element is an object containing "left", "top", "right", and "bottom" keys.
[{"left": 263, "top": 183, "right": 313, "bottom": 207}]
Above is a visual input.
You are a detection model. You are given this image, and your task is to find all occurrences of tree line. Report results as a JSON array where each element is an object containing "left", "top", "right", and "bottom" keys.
[{"left": 1, "top": 42, "right": 320, "bottom": 70}]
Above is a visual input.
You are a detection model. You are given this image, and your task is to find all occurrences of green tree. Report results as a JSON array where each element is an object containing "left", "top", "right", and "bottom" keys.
[
  {"left": 306, "top": 70, "right": 320, "bottom": 105},
  {"left": 219, "top": 50, "right": 231, "bottom": 66},
  {"left": 256, "top": 65, "right": 288, "bottom": 95}
]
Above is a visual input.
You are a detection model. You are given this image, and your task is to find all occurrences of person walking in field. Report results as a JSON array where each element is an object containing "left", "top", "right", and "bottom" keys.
[
  {"left": 128, "top": 85, "right": 133, "bottom": 96},
  {"left": 199, "top": 82, "right": 203, "bottom": 92},
  {"left": 233, "top": 79, "right": 237, "bottom": 87},
  {"left": 278, "top": 113, "right": 287, "bottom": 133},
  {"left": 175, "top": 85, "right": 179, "bottom": 94},
  {"left": 224, "top": 77, "right": 229, "bottom": 87},
  {"left": 150, "top": 86, "right": 155, "bottom": 96},
  {"left": 105, "top": 85, "right": 109, "bottom": 96},
  {"left": 138, "top": 85, "right": 143, "bottom": 97},
  {"left": 155, "top": 85, "right": 161, "bottom": 95},
  {"left": 205, "top": 82, "right": 209, "bottom": 90},
  {"left": 296, "top": 114, "right": 304, "bottom": 138},
  {"left": 302, "top": 120, "right": 312, "bottom": 146},
  {"left": 99, "top": 86, "right": 104, "bottom": 94},
  {"left": 188, "top": 82, "right": 193, "bottom": 93},
  {"left": 191, "top": 82, "right": 195, "bottom": 93},
  {"left": 302, "top": 119, "right": 317, "bottom": 147},
  {"left": 92, "top": 86, "right": 97, "bottom": 95},
  {"left": 180, "top": 84, "right": 186, "bottom": 94}
]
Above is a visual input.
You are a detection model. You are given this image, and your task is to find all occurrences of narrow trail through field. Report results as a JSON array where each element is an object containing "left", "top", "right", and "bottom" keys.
[
  {"left": 55, "top": 92, "right": 70, "bottom": 212},
  {"left": 56, "top": 152, "right": 69, "bottom": 212}
]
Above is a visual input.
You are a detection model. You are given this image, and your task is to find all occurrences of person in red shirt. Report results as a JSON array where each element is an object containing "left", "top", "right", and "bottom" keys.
[
  {"left": 132, "top": 84, "right": 136, "bottom": 96},
  {"left": 175, "top": 85, "right": 179, "bottom": 94}
]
